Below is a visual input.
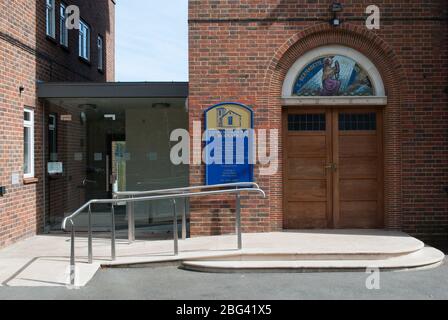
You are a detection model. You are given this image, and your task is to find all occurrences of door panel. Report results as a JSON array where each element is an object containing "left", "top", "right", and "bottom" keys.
[
  {"left": 283, "top": 107, "right": 383, "bottom": 229},
  {"left": 287, "top": 136, "right": 327, "bottom": 156},
  {"left": 333, "top": 109, "right": 383, "bottom": 228},
  {"left": 339, "top": 157, "right": 377, "bottom": 178},
  {"left": 284, "top": 109, "right": 332, "bottom": 229},
  {"left": 288, "top": 158, "right": 326, "bottom": 179},
  {"left": 286, "top": 202, "right": 328, "bottom": 229}
]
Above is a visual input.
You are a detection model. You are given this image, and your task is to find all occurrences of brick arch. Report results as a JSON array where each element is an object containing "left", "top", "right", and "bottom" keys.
[{"left": 260, "top": 23, "right": 407, "bottom": 230}]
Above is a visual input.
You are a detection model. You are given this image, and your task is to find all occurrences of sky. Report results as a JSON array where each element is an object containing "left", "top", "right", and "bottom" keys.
[{"left": 115, "top": 1, "right": 189, "bottom": 82}]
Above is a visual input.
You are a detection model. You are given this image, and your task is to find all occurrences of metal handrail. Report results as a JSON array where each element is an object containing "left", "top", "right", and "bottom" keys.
[
  {"left": 62, "top": 182, "right": 260, "bottom": 230},
  {"left": 62, "top": 184, "right": 265, "bottom": 286},
  {"left": 113, "top": 182, "right": 261, "bottom": 197},
  {"left": 113, "top": 182, "right": 261, "bottom": 242}
]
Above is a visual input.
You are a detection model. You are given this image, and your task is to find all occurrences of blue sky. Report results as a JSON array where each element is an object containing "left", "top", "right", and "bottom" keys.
[{"left": 115, "top": 1, "right": 188, "bottom": 82}]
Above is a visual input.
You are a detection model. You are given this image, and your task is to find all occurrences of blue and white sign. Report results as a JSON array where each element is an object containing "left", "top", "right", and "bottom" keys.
[{"left": 204, "top": 102, "right": 254, "bottom": 185}]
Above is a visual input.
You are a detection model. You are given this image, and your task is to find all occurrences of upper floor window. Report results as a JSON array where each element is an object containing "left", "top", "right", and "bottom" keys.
[
  {"left": 79, "top": 19, "right": 90, "bottom": 61},
  {"left": 24, "top": 108, "right": 35, "bottom": 179},
  {"left": 60, "top": 3, "right": 68, "bottom": 47},
  {"left": 97, "top": 35, "right": 104, "bottom": 71},
  {"left": 46, "top": 0, "right": 56, "bottom": 38}
]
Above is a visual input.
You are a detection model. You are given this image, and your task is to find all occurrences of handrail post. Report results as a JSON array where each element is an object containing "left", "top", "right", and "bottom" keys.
[
  {"left": 236, "top": 193, "right": 242, "bottom": 250},
  {"left": 172, "top": 199, "right": 179, "bottom": 255},
  {"left": 182, "top": 197, "right": 187, "bottom": 240},
  {"left": 88, "top": 204, "right": 93, "bottom": 264},
  {"left": 111, "top": 204, "right": 116, "bottom": 260},
  {"left": 127, "top": 196, "right": 135, "bottom": 243},
  {"left": 70, "top": 222, "right": 75, "bottom": 286}
]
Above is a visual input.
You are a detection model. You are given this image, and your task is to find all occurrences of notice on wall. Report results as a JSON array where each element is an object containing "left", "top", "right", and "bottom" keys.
[
  {"left": 11, "top": 173, "right": 20, "bottom": 185},
  {"left": 61, "top": 114, "right": 72, "bottom": 122},
  {"left": 48, "top": 162, "right": 63, "bottom": 174},
  {"left": 204, "top": 102, "right": 254, "bottom": 185}
]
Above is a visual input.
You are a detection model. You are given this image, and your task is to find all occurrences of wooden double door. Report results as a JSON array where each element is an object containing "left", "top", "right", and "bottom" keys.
[{"left": 283, "top": 107, "right": 384, "bottom": 229}]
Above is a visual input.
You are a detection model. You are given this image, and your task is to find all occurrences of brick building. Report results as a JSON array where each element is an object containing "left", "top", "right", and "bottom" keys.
[
  {"left": 1, "top": 0, "right": 447, "bottom": 251},
  {"left": 0, "top": 0, "right": 115, "bottom": 248},
  {"left": 188, "top": 0, "right": 448, "bottom": 247}
]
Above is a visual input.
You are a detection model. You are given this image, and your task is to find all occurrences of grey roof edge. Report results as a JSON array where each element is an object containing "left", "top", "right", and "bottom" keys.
[{"left": 37, "top": 81, "right": 189, "bottom": 98}]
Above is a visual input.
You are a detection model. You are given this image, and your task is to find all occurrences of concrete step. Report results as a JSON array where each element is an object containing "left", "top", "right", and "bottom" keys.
[{"left": 181, "top": 247, "right": 445, "bottom": 273}]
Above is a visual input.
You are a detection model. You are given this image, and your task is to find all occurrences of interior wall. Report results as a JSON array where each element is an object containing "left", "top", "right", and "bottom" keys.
[{"left": 126, "top": 104, "right": 189, "bottom": 223}]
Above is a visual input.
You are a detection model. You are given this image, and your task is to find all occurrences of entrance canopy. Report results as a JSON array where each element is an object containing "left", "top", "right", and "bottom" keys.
[
  {"left": 38, "top": 82, "right": 188, "bottom": 99},
  {"left": 37, "top": 82, "right": 189, "bottom": 231}
]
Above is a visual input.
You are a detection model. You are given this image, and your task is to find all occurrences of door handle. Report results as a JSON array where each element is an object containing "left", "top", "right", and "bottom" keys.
[{"left": 325, "top": 163, "right": 337, "bottom": 171}]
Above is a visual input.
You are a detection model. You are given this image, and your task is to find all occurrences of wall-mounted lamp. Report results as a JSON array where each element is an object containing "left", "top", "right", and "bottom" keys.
[
  {"left": 19, "top": 85, "right": 25, "bottom": 95},
  {"left": 330, "top": 2, "right": 343, "bottom": 27}
]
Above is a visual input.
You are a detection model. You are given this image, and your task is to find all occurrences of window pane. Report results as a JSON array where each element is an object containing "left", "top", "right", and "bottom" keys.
[
  {"left": 79, "top": 21, "right": 90, "bottom": 59},
  {"left": 98, "top": 36, "right": 103, "bottom": 70},
  {"left": 24, "top": 127, "right": 30, "bottom": 174},
  {"left": 49, "top": 115, "right": 57, "bottom": 161},
  {"left": 288, "top": 114, "right": 326, "bottom": 131},
  {"left": 46, "top": 0, "right": 55, "bottom": 37},
  {"left": 60, "top": 4, "right": 68, "bottom": 46},
  {"left": 24, "top": 111, "right": 30, "bottom": 121},
  {"left": 339, "top": 113, "right": 377, "bottom": 131}
]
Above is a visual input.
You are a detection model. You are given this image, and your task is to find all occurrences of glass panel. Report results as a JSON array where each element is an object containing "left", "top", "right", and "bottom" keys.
[
  {"left": 339, "top": 112, "right": 376, "bottom": 131},
  {"left": 294, "top": 55, "right": 374, "bottom": 96},
  {"left": 48, "top": 115, "right": 57, "bottom": 161},
  {"left": 46, "top": 0, "right": 55, "bottom": 37},
  {"left": 24, "top": 127, "right": 30, "bottom": 174},
  {"left": 79, "top": 21, "right": 90, "bottom": 59},
  {"left": 60, "top": 4, "right": 68, "bottom": 46},
  {"left": 288, "top": 114, "right": 326, "bottom": 131},
  {"left": 44, "top": 98, "right": 189, "bottom": 239},
  {"left": 98, "top": 36, "right": 103, "bottom": 70}
]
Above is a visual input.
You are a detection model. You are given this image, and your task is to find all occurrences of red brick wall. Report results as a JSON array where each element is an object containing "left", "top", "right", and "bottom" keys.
[
  {"left": 188, "top": 0, "right": 448, "bottom": 246},
  {"left": 0, "top": 0, "right": 115, "bottom": 248}
]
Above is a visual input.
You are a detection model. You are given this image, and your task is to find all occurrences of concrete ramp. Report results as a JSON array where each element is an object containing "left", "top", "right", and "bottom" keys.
[{"left": 0, "top": 230, "right": 444, "bottom": 287}]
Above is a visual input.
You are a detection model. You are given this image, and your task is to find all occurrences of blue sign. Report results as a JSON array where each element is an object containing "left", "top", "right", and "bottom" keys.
[{"left": 204, "top": 103, "right": 254, "bottom": 185}]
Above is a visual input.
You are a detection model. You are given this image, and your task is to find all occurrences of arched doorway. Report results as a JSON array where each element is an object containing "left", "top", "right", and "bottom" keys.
[{"left": 281, "top": 45, "right": 387, "bottom": 229}]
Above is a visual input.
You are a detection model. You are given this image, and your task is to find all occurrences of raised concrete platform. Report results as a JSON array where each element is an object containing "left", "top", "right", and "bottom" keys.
[
  {"left": 0, "top": 230, "right": 444, "bottom": 287},
  {"left": 181, "top": 247, "right": 444, "bottom": 273}
]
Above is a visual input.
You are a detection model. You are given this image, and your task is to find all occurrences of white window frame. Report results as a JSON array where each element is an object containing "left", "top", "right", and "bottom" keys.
[
  {"left": 79, "top": 19, "right": 90, "bottom": 60},
  {"left": 97, "top": 35, "right": 104, "bottom": 71},
  {"left": 60, "top": 3, "right": 68, "bottom": 47},
  {"left": 24, "top": 108, "right": 35, "bottom": 179},
  {"left": 46, "top": 0, "right": 56, "bottom": 38}
]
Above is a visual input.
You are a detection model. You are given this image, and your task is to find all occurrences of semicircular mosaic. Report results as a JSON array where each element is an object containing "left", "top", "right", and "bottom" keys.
[{"left": 293, "top": 55, "right": 375, "bottom": 96}]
